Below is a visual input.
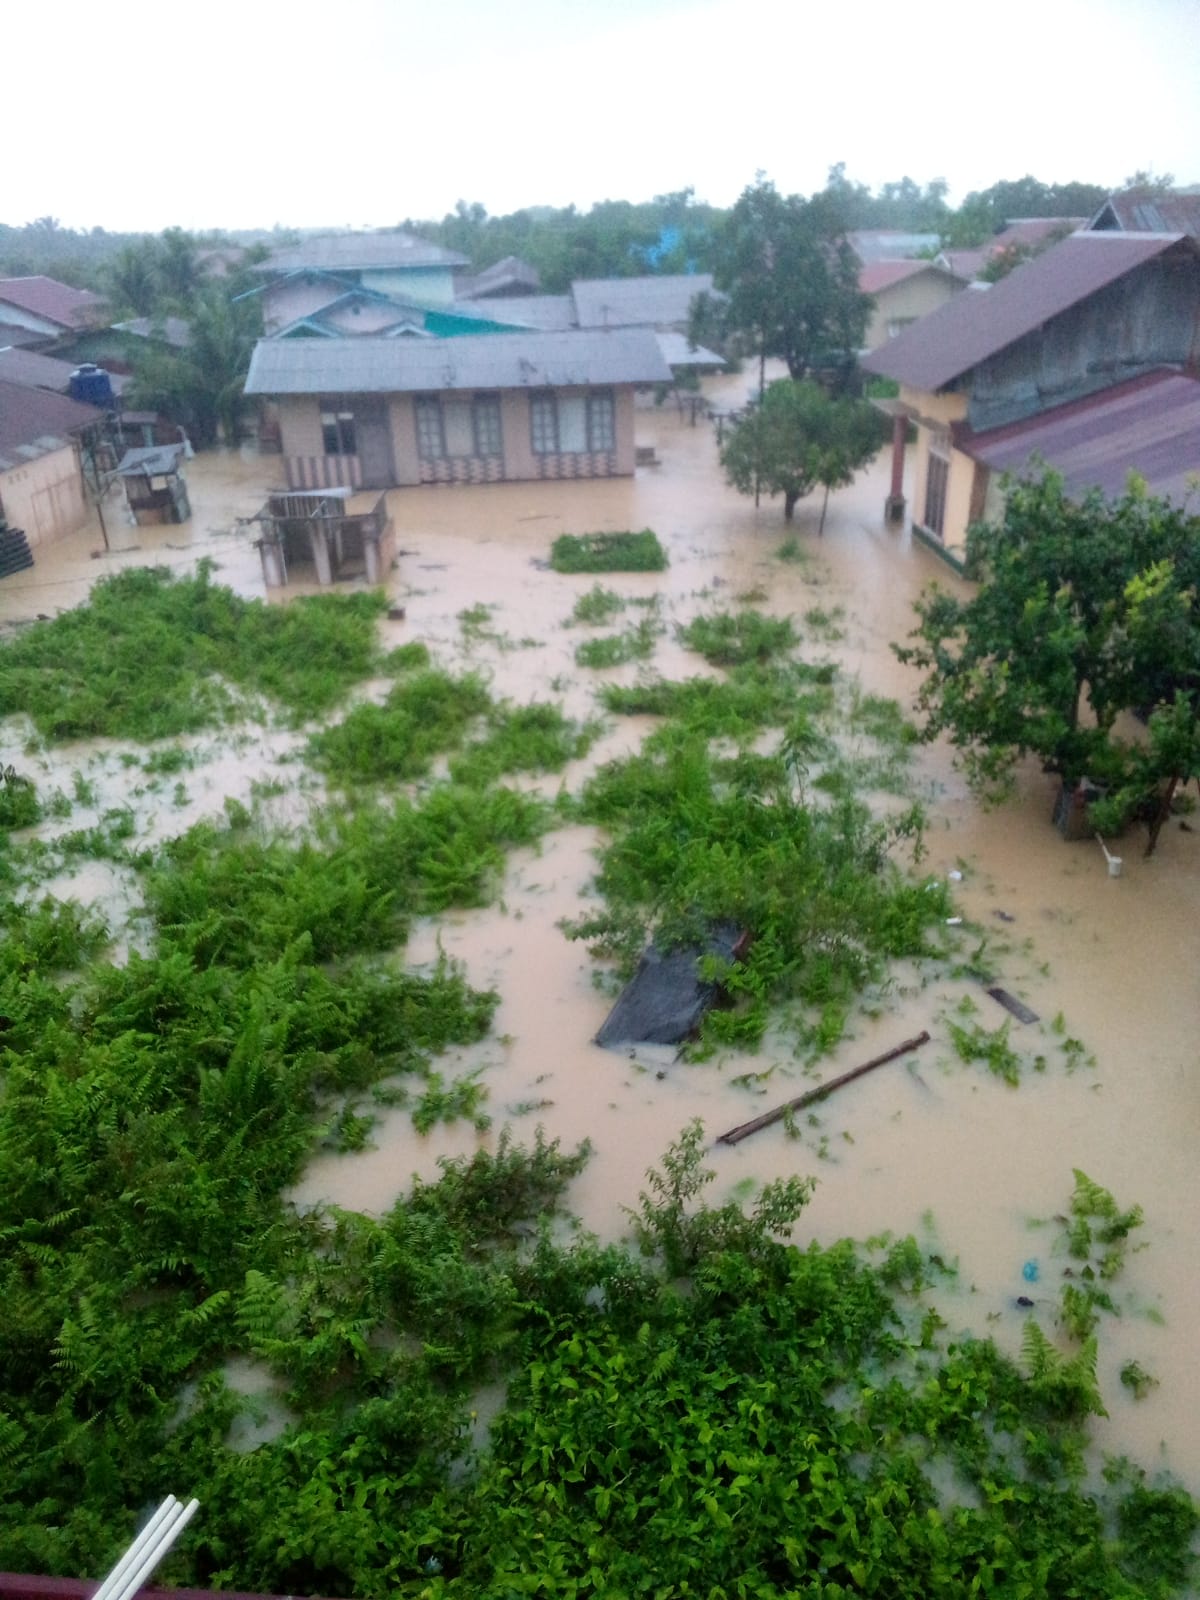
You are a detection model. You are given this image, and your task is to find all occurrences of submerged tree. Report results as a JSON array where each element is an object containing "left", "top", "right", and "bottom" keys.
[
  {"left": 691, "top": 177, "right": 871, "bottom": 392},
  {"left": 896, "top": 469, "right": 1200, "bottom": 847},
  {"left": 128, "top": 288, "right": 258, "bottom": 447},
  {"left": 720, "top": 379, "right": 885, "bottom": 525}
]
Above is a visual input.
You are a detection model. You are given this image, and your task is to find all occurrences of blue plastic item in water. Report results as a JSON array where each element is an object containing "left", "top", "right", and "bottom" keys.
[{"left": 1022, "top": 1260, "right": 1039, "bottom": 1283}]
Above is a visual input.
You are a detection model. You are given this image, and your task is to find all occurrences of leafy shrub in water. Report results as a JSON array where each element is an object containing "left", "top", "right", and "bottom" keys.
[
  {"left": 574, "top": 617, "right": 661, "bottom": 669},
  {"left": 600, "top": 661, "right": 836, "bottom": 741},
  {"left": 677, "top": 608, "right": 798, "bottom": 667},
  {"left": 0, "top": 772, "right": 40, "bottom": 830},
  {"left": 567, "top": 584, "right": 626, "bottom": 626},
  {"left": 447, "top": 703, "right": 600, "bottom": 787},
  {"left": 0, "top": 562, "right": 388, "bottom": 740},
  {"left": 550, "top": 528, "right": 667, "bottom": 573},
  {"left": 306, "top": 670, "right": 492, "bottom": 784},
  {"left": 570, "top": 733, "right": 937, "bottom": 1050}
]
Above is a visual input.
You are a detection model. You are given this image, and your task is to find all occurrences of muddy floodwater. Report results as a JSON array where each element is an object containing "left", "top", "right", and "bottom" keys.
[{"left": 4, "top": 374, "right": 1198, "bottom": 1490}]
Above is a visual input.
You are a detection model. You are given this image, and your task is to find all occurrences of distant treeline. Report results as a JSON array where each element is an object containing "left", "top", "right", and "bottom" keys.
[{"left": 0, "top": 171, "right": 1119, "bottom": 295}]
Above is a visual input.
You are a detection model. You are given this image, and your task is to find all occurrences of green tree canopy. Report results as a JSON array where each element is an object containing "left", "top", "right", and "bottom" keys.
[
  {"left": 720, "top": 379, "right": 885, "bottom": 525},
  {"left": 128, "top": 288, "right": 258, "bottom": 447},
  {"left": 896, "top": 469, "right": 1200, "bottom": 845},
  {"left": 692, "top": 178, "right": 871, "bottom": 389}
]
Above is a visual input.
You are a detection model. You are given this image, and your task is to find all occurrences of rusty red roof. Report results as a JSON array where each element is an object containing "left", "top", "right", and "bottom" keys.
[
  {"left": 954, "top": 368, "right": 1200, "bottom": 503},
  {"left": 1089, "top": 188, "right": 1200, "bottom": 236},
  {"left": 862, "top": 233, "right": 1198, "bottom": 393},
  {"left": 0, "top": 275, "right": 104, "bottom": 330},
  {"left": 859, "top": 260, "right": 963, "bottom": 294},
  {"left": 0, "top": 378, "right": 103, "bottom": 469}
]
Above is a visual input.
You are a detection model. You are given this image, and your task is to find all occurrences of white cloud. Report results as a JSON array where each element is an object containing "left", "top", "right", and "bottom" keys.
[{"left": 5, "top": 0, "right": 1197, "bottom": 230}]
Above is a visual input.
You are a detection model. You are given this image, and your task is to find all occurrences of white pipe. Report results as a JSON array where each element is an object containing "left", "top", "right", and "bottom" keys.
[
  {"left": 107, "top": 1499, "right": 200, "bottom": 1600},
  {"left": 92, "top": 1498, "right": 179, "bottom": 1600}
]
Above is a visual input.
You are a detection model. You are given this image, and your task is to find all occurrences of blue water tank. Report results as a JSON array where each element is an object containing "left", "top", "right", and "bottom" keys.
[{"left": 69, "top": 364, "right": 115, "bottom": 408}]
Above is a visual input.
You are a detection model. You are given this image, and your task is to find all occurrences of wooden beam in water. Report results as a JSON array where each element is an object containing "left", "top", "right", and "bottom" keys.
[{"left": 715, "top": 1031, "right": 931, "bottom": 1146}]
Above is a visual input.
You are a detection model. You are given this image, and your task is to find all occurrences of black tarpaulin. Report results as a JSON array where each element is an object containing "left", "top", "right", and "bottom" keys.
[{"left": 595, "top": 925, "right": 747, "bottom": 1050}]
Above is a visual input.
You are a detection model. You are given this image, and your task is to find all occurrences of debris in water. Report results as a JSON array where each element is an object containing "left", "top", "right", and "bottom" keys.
[
  {"left": 986, "top": 986, "right": 1039, "bottom": 1024},
  {"left": 1022, "top": 1259, "right": 1040, "bottom": 1282},
  {"left": 992, "top": 909, "right": 1016, "bottom": 923},
  {"left": 595, "top": 925, "right": 749, "bottom": 1050},
  {"left": 1016, "top": 1295, "right": 1036, "bottom": 1309},
  {"left": 715, "top": 1032, "right": 931, "bottom": 1146}
]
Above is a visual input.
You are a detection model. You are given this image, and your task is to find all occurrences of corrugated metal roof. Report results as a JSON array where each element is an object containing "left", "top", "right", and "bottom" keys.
[
  {"left": 655, "top": 331, "right": 724, "bottom": 367},
  {"left": 862, "top": 233, "right": 1196, "bottom": 392},
  {"left": 848, "top": 231, "right": 941, "bottom": 263},
  {"left": 244, "top": 328, "right": 672, "bottom": 396},
  {"left": 0, "top": 275, "right": 104, "bottom": 329},
  {"left": 571, "top": 274, "right": 715, "bottom": 328},
  {"left": 257, "top": 232, "right": 468, "bottom": 274},
  {"left": 859, "top": 260, "right": 964, "bottom": 294},
  {"left": 462, "top": 256, "right": 541, "bottom": 298},
  {"left": 0, "top": 323, "right": 49, "bottom": 350},
  {"left": 955, "top": 368, "right": 1200, "bottom": 502},
  {"left": 482, "top": 295, "right": 577, "bottom": 331},
  {"left": 113, "top": 316, "right": 192, "bottom": 349},
  {"left": 0, "top": 347, "right": 80, "bottom": 393},
  {"left": 1089, "top": 189, "right": 1200, "bottom": 236},
  {"left": 0, "top": 348, "right": 127, "bottom": 397},
  {"left": 0, "top": 379, "right": 102, "bottom": 470}
]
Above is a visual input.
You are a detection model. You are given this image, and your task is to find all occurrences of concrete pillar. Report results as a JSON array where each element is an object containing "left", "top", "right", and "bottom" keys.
[
  {"left": 308, "top": 525, "right": 333, "bottom": 586},
  {"left": 258, "top": 535, "right": 285, "bottom": 588},
  {"left": 363, "top": 531, "right": 380, "bottom": 584},
  {"left": 885, "top": 412, "right": 907, "bottom": 522}
]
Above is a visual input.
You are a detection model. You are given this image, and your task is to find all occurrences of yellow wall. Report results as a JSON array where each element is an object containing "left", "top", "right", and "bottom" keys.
[
  {"left": 0, "top": 444, "right": 88, "bottom": 548},
  {"left": 864, "top": 273, "right": 967, "bottom": 352},
  {"left": 901, "top": 387, "right": 979, "bottom": 558}
]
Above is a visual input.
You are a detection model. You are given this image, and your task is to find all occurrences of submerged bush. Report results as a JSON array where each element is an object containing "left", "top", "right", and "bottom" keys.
[
  {"left": 550, "top": 529, "right": 667, "bottom": 573},
  {"left": 677, "top": 608, "right": 798, "bottom": 666},
  {"left": 0, "top": 562, "right": 389, "bottom": 740}
]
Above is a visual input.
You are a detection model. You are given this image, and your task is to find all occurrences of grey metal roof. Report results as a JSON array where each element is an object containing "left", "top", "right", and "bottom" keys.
[
  {"left": 484, "top": 295, "right": 578, "bottom": 331},
  {"left": 117, "top": 443, "right": 187, "bottom": 477},
  {"left": 245, "top": 328, "right": 672, "bottom": 396},
  {"left": 114, "top": 316, "right": 192, "bottom": 349},
  {"left": 861, "top": 233, "right": 1197, "bottom": 392},
  {"left": 571, "top": 274, "right": 715, "bottom": 328},
  {"left": 257, "top": 232, "right": 469, "bottom": 274},
  {"left": 655, "top": 331, "right": 724, "bottom": 368},
  {"left": 461, "top": 256, "right": 541, "bottom": 298},
  {"left": 848, "top": 230, "right": 942, "bottom": 263},
  {"left": 955, "top": 368, "right": 1200, "bottom": 503}
]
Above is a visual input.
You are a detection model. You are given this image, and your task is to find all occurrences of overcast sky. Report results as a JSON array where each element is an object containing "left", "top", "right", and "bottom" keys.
[{"left": 8, "top": 0, "right": 1199, "bottom": 233}]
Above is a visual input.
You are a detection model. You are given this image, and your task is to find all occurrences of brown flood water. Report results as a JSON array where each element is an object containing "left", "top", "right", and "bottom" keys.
[{"left": 4, "top": 380, "right": 1198, "bottom": 1488}]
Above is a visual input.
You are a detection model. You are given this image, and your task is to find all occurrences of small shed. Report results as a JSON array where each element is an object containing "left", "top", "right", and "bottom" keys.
[
  {"left": 116, "top": 443, "right": 190, "bottom": 525},
  {"left": 248, "top": 488, "right": 394, "bottom": 588}
]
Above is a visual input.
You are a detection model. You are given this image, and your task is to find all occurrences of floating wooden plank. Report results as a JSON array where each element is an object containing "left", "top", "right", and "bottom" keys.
[
  {"left": 715, "top": 1031, "right": 931, "bottom": 1146},
  {"left": 985, "top": 986, "right": 1039, "bottom": 1024}
]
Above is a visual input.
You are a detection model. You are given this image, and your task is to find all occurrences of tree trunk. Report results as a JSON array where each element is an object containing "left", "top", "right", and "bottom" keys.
[
  {"left": 1145, "top": 774, "right": 1179, "bottom": 857},
  {"left": 817, "top": 483, "right": 831, "bottom": 537},
  {"left": 784, "top": 490, "right": 799, "bottom": 522}
]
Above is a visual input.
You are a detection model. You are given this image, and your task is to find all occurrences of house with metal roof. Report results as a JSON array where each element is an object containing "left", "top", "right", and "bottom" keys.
[
  {"left": 1087, "top": 186, "right": 1200, "bottom": 237},
  {"left": 570, "top": 274, "right": 715, "bottom": 330},
  {"left": 244, "top": 328, "right": 672, "bottom": 491},
  {"left": 0, "top": 276, "right": 106, "bottom": 339},
  {"left": 861, "top": 232, "right": 1200, "bottom": 561},
  {"left": 860, "top": 259, "right": 969, "bottom": 351},
  {"left": 935, "top": 218, "right": 1085, "bottom": 282},
  {"left": 248, "top": 232, "right": 470, "bottom": 334},
  {"left": 0, "top": 380, "right": 103, "bottom": 553}
]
